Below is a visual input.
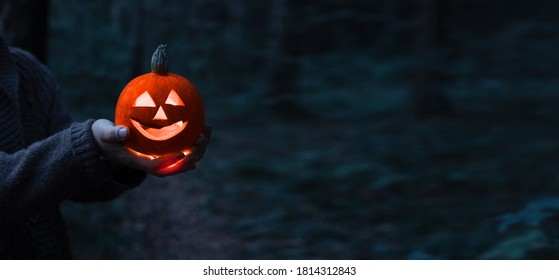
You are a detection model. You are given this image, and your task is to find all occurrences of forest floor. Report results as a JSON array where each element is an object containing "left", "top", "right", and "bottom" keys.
[{"left": 63, "top": 109, "right": 559, "bottom": 259}]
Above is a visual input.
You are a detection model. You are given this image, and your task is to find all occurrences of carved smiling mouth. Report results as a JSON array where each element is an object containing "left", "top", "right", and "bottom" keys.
[{"left": 131, "top": 119, "right": 188, "bottom": 141}]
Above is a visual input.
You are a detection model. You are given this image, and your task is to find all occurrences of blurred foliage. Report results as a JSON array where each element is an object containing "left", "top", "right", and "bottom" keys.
[
  {"left": 44, "top": 0, "right": 559, "bottom": 259},
  {"left": 499, "top": 197, "right": 559, "bottom": 233}
]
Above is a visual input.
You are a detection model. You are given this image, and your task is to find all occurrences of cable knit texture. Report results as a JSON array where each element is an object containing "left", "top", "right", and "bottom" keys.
[{"left": 0, "top": 38, "right": 146, "bottom": 259}]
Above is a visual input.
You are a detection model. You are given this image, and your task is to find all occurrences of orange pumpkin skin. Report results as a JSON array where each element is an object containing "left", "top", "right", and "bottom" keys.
[{"left": 115, "top": 46, "right": 204, "bottom": 157}]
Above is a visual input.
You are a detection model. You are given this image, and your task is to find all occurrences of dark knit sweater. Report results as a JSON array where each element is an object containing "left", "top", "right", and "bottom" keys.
[{"left": 0, "top": 38, "right": 146, "bottom": 259}]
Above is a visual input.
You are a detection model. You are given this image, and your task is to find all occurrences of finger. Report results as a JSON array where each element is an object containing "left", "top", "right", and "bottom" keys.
[
  {"left": 155, "top": 157, "right": 197, "bottom": 176},
  {"left": 94, "top": 119, "right": 128, "bottom": 143},
  {"left": 195, "top": 137, "right": 207, "bottom": 156},
  {"left": 116, "top": 126, "right": 128, "bottom": 140},
  {"left": 193, "top": 140, "right": 207, "bottom": 160},
  {"left": 196, "top": 134, "right": 206, "bottom": 145},
  {"left": 192, "top": 144, "right": 206, "bottom": 162},
  {"left": 108, "top": 145, "right": 151, "bottom": 169},
  {"left": 184, "top": 147, "right": 201, "bottom": 162},
  {"left": 195, "top": 124, "right": 211, "bottom": 147},
  {"left": 195, "top": 126, "right": 211, "bottom": 159},
  {"left": 103, "top": 126, "right": 128, "bottom": 143},
  {"left": 152, "top": 152, "right": 186, "bottom": 168},
  {"left": 154, "top": 153, "right": 196, "bottom": 176},
  {"left": 157, "top": 163, "right": 196, "bottom": 177},
  {"left": 107, "top": 147, "right": 173, "bottom": 171}
]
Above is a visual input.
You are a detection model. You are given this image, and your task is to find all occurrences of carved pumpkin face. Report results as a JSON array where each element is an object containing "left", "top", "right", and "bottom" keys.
[
  {"left": 130, "top": 89, "right": 187, "bottom": 141},
  {"left": 115, "top": 45, "right": 204, "bottom": 157}
]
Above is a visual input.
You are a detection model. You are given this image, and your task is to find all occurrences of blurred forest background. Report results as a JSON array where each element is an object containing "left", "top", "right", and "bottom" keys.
[{"left": 4, "top": 0, "right": 559, "bottom": 259}]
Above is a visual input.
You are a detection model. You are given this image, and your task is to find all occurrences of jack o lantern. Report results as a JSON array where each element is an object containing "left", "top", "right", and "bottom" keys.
[{"left": 115, "top": 44, "right": 204, "bottom": 157}]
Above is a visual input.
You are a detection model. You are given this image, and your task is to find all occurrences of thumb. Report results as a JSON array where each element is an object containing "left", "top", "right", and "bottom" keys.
[{"left": 92, "top": 119, "right": 128, "bottom": 143}]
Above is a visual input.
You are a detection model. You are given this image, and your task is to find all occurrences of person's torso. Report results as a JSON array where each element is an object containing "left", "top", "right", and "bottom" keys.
[{"left": 0, "top": 47, "right": 70, "bottom": 259}]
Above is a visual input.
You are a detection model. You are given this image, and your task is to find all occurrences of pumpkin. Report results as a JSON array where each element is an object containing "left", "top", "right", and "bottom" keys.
[{"left": 115, "top": 44, "right": 205, "bottom": 157}]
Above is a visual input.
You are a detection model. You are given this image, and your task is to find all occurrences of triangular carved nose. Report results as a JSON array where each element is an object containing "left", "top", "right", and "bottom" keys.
[{"left": 153, "top": 106, "right": 168, "bottom": 120}]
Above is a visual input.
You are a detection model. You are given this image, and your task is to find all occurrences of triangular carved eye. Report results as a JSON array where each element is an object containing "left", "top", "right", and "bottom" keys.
[
  {"left": 165, "top": 89, "right": 185, "bottom": 106},
  {"left": 134, "top": 91, "right": 156, "bottom": 107}
]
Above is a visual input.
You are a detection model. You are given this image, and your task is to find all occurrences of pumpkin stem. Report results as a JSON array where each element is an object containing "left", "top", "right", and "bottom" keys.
[{"left": 151, "top": 44, "right": 169, "bottom": 75}]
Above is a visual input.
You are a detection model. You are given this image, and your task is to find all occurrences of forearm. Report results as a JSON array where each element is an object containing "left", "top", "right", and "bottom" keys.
[
  {"left": 45, "top": 100, "right": 146, "bottom": 203},
  {"left": 69, "top": 158, "right": 146, "bottom": 203},
  {"left": 0, "top": 120, "right": 144, "bottom": 222},
  {"left": 0, "top": 122, "right": 95, "bottom": 222}
]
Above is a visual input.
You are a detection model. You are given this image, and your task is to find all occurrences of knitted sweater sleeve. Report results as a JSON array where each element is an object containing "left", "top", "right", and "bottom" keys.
[
  {"left": 33, "top": 52, "right": 148, "bottom": 203},
  {"left": 0, "top": 120, "right": 140, "bottom": 222},
  {"left": 0, "top": 49, "right": 146, "bottom": 222},
  {"left": 42, "top": 74, "right": 147, "bottom": 203}
]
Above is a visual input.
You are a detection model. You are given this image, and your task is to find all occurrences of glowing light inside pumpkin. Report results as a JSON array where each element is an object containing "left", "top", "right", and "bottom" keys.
[
  {"left": 115, "top": 44, "right": 205, "bottom": 158},
  {"left": 128, "top": 148, "right": 157, "bottom": 159},
  {"left": 131, "top": 119, "right": 188, "bottom": 141},
  {"left": 156, "top": 149, "right": 193, "bottom": 174},
  {"left": 130, "top": 89, "right": 189, "bottom": 141}
]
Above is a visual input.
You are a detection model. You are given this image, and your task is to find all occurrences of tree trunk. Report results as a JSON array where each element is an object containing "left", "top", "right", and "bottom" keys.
[
  {"left": 265, "top": 0, "right": 311, "bottom": 119},
  {"left": 412, "top": 0, "right": 451, "bottom": 118},
  {"left": 383, "top": 0, "right": 415, "bottom": 53},
  {"left": 1, "top": 0, "right": 49, "bottom": 63},
  {"left": 129, "top": 0, "right": 145, "bottom": 79}
]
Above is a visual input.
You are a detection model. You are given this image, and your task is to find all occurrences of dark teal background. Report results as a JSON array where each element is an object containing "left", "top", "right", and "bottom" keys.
[{"left": 9, "top": 0, "right": 559, "bottom": 259}]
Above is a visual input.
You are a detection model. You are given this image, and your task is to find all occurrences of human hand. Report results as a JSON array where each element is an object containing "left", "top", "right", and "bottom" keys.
[
  {"left": 155, "top": 123, "right": 212, "bottom": 176},
  {"left": 91, "top": 119, "right": 211, "bottom": 176}
]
